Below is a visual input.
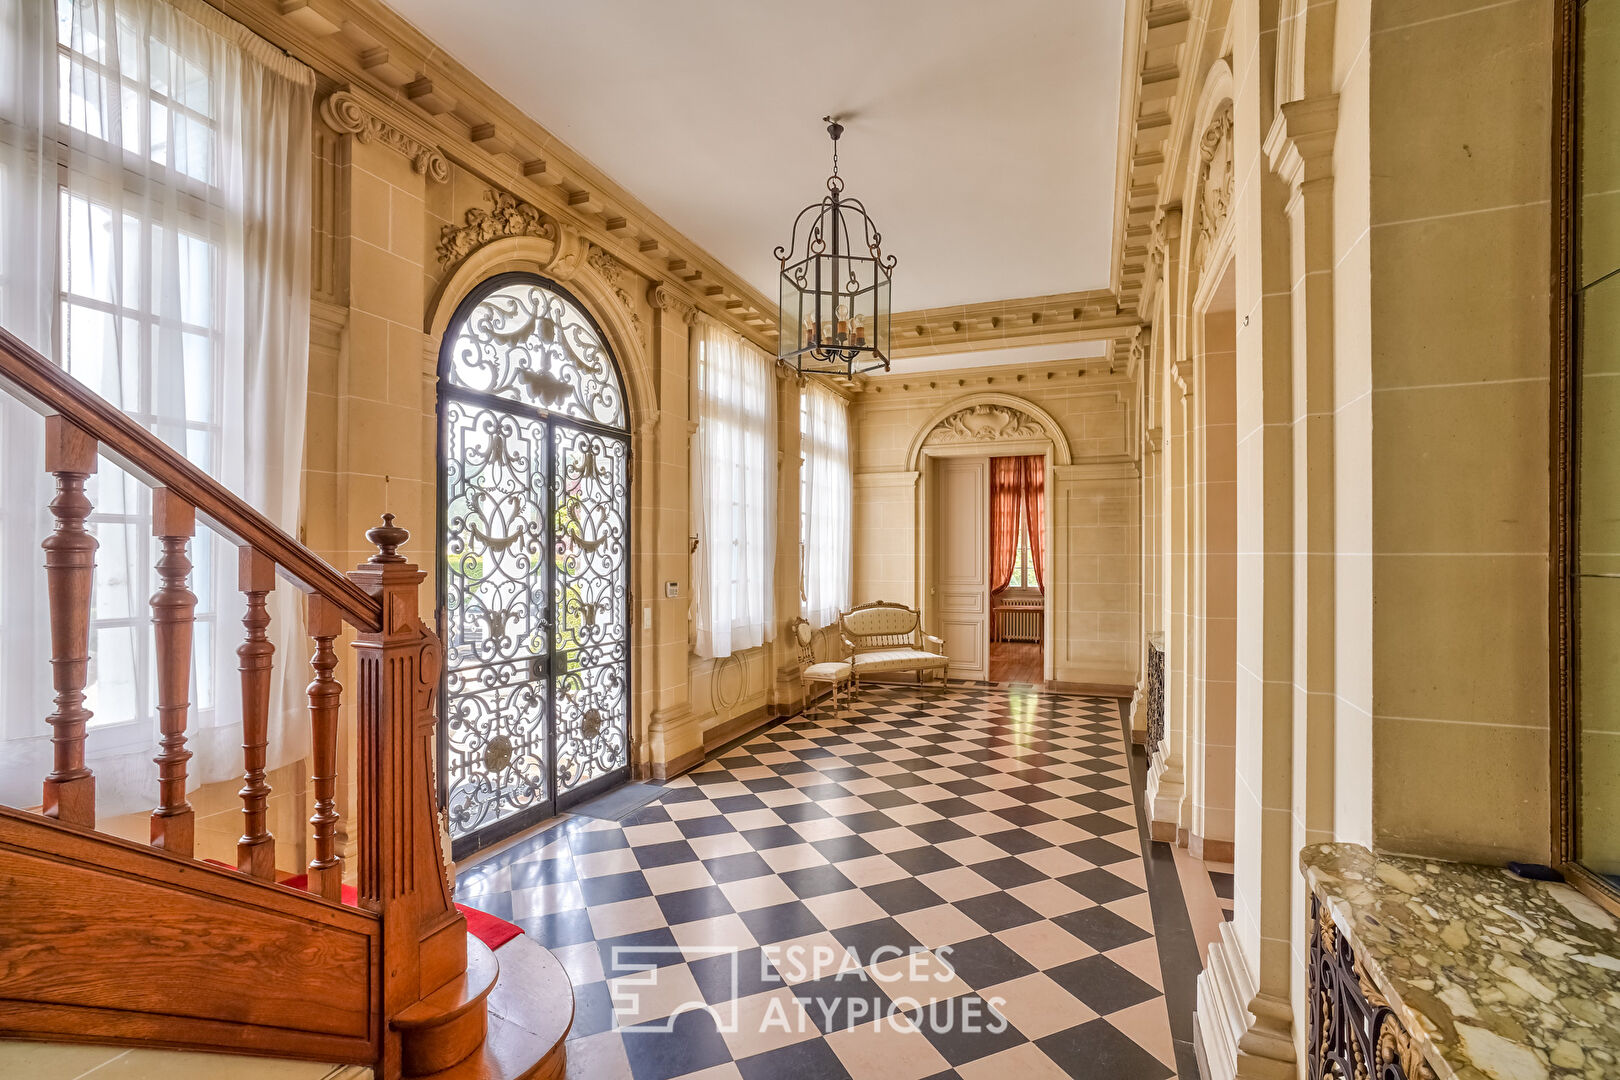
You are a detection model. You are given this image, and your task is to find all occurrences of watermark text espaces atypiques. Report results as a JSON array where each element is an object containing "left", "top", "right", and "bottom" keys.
[{"left": 607, "top": 943, "right": 1008, "bottom": 1036}]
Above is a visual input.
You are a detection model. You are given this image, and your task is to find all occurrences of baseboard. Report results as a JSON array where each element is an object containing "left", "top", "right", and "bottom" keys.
[
  {"left": 1046, "top": 679, "right": 1134, "bottom": 697},
  {"left": 650, "top": 744, "right": 705, "bottom": 781},
  {"left": 1190, "top": 833, "right": 1235, "bottom": 863},
  {"left": 700, "top": 704, "right": 775, "bottom": 754}
]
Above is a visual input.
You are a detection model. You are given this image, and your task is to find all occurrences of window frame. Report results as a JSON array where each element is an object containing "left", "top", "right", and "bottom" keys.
[
  {"left": 48, "top": 7, "right": 229, "bottom": 748},
  {"left": 1552, "top": 0, "right": 1620, "bottom": 914}
]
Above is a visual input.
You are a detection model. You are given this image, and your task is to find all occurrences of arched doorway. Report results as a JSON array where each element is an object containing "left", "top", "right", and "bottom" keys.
[{"left": 437, "top": 272, "right": 632, "bottom": 856}]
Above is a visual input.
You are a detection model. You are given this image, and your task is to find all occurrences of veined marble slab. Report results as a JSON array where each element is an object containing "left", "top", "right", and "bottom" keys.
[{"left": 1302, "top": 842, "right": 1620, "bottom": 1080}]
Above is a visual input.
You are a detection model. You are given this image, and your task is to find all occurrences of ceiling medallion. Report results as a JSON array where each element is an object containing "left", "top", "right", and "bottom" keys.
[{"left": 774, "top": 117, "right": 895, "bottom": 379}]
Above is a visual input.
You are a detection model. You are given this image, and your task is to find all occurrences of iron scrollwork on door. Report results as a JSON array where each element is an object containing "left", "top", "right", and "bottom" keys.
[
  {"left": 1308, "top": 894, "right": 1438, "bottom": 1080},
  {"left": 439, "top": 273, "right": 631, "bottom": 851},
  {"left": 552, "top": 426, "right": 630, "bottom": 793}
]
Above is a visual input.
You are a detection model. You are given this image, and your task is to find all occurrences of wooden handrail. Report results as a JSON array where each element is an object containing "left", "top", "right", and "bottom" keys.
[{"left": 0, "top": 326, "right": 380, "bottom": 632}]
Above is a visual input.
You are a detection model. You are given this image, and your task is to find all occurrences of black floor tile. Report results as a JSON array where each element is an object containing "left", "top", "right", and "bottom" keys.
[
  {"left": 1053, "top": 906, "right": 1152, "bottom": 951},
  {"left": 780, "top": 864, "right": 857, "bottom": 899},
  {"left": 1046, "top": 954, "right": 1161, "bottom": 1015},
  {"left": 579, "top": 870, "right": 653, "bottom": 906},
  {"left": 738, "top": 900, "right": 826, "bottom": 945},
  {"left": 735, "top": 1036, "right": 852, "bottom": 1080},
  {"left": 952, "top": 892, "right": 1042, "bottom": 933},
  {"left": 864, "top": 877, "right": 945, "bottom": 916},
  {"left": 832, "top": 917, "right": 925, "bottom": 967},
  {"left": 907, "top": 994, "right": 1027, "bottom": 1066},
  {"left": 621, "top": 1005, "right": 734, "bottom": 1080},
  {"left": 704, "top": 851, "right": 775, "bottom": 883},
  {"left": 1036, "top": 1018, "right": 1174, "bottom": 1080},
  {"left": 790, "top": 970, "right": 897, "bottom": 1034},
  {"left": 935, "top": 934, "right": 1037, "bottom": 989},
  {"left": 655, "top": 884, "right": 735, "bottom": 925}
]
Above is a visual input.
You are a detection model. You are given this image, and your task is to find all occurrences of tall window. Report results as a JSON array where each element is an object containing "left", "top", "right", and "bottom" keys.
[
  {"left": 800, "top": 380, "right": 851, "bottom": 627},
  {"left": 693, "top": 320, "right": 776, "bottom": 658},
  {"left": 1009, "top": 518, "right": 1036, "bottom": 589},
  {"left": 1564, "top": 0, "right": 1620, "bottom": 895},
  {"left": 0, "top": 0, "right": 314, "bottom": 814}
]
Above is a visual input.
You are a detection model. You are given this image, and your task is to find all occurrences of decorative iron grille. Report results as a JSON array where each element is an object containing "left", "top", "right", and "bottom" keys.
[
  {"left": 1307, "top": 894, "right": 1437, "bottom": 1080},
  {"left": 1146, "top": 634, "right": 1165, "bottom": 757},
  {"left": 438, "top": 273, "right": 631, "bottom": 855}
]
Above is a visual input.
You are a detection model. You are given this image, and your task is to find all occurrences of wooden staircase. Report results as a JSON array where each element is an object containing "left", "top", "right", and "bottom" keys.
[{"left": 0, "top": 326, "right": 571, "bottom": 1078}]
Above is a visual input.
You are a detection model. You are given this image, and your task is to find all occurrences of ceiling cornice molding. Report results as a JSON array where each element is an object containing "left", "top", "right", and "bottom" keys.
[
  {"left": 1108, "top": 0, "right": 1196, "bottom": 327},
  {"left": 888, "top": 289, "right": 1139, "bottom": 359},
  {"left": 856, "top": 358, "right": 1127, "bottom": 402},
  {"left": 206, "top": 0, "right": 777, "bottom": 349}
]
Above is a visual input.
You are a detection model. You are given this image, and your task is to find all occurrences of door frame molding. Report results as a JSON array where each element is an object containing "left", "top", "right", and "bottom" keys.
[{"left": 909, "top": 392, "right": 1070, "bottom": 684}]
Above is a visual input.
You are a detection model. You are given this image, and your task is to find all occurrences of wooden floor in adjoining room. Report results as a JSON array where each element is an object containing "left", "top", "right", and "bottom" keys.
[{"left": 988, "top": 642, "right": 1043, "bottom": 686}]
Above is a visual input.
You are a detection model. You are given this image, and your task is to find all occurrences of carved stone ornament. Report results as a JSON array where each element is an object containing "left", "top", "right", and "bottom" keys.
[
  {"left": 587, "top": 246, "right": 644, "bottom": 340},
  {"left": 546, "top": 222, "right": 588, "bottom": 283},
  {"left": 925, "top": 404, "right": 1046, "bottom": 445},
  {"left": 320, "top": 91, "right": 449, "bottom": 184},
  {"left": 647, "top": 283, "right": 699, "bottom": 325},
  {"left": 1196, "top": 103, "right": 1235, "bottom": 272},
  {"left": 436, "top": 189, "right": 555, "bottom": 267}
]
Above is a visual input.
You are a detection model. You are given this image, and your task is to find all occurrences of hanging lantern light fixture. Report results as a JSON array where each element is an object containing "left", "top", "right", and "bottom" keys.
[{"left": 775, "top": 117, "right": 895, "bottom": 378}]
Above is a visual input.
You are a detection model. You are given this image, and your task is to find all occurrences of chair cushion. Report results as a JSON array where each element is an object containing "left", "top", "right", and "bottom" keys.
[
  {"left": 804, "top": 661, "right": 853, "bottom": 681},
  {"left": 851, "top": 648, "right": 948, "bottom": 673}
]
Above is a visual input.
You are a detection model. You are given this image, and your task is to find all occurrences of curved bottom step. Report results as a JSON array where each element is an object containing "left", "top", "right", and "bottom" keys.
[{"left": 415, "top": 935, "right": 573, "bottom": 1080}]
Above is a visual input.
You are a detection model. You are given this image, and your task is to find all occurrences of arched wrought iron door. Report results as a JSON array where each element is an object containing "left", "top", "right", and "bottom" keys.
[{"left": 437, "top": 273, "right": 631, "bottom": 857}]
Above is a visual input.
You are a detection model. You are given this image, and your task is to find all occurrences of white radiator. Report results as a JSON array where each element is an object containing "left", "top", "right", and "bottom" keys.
[{"left": 994, "top": 605, "right": 1042, "bottom": 643}]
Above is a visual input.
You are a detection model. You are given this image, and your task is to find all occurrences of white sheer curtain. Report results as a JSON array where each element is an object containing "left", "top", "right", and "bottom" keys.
[
  {"left": 800, "top": 380, "right": 851, "bottom": 629},
  {"left": 692, "top": 318, "right": 777, "bottom": 659},
  {"left": 0, "top": 0, "right": 314, "bottom": 816}
]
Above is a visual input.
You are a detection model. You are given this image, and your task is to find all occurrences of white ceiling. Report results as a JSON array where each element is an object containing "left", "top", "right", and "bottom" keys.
[{"left": 390, "top": 0, "right": 1126, "bottom": 313}]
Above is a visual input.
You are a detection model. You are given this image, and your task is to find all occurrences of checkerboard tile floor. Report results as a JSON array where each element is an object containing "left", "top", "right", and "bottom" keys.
[{"left": 455, "top": 684, "right": 1177, "bottom": 1080}]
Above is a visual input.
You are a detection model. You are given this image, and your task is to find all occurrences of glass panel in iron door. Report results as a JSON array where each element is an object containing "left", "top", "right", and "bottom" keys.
[
  {"left": 441, "top": 398, "right": 554, "bottom": 837},
  {"left": 552, "top": 423, "right": 630, "bottom": 798}
]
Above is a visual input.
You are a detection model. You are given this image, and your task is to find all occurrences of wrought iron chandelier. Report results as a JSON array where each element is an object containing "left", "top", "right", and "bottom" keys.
[{"left": 775, "top": 117, "right": 895, "bottom": 378}]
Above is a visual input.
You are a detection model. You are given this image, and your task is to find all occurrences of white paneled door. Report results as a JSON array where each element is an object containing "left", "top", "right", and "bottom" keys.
[{"left": 934, "top": 458, "right": 990, "bottom": 680}]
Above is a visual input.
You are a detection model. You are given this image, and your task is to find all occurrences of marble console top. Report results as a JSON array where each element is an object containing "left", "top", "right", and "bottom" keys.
[{"left": 1301, "top": 843, "right": 1620, "bottom": 1080}]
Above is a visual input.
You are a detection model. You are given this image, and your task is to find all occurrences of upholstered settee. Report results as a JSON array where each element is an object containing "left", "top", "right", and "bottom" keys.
[{"left": 838, "top": 601, "right": 949, "bottom": 691}]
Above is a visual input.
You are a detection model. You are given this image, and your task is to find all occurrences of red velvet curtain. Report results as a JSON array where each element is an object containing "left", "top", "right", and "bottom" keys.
[
  {"left": 990, "top": 456, "right": 1024, "bottom": 592},
  {"left": 1024, "top": 455, "right": 1046, "bottom": 590}
]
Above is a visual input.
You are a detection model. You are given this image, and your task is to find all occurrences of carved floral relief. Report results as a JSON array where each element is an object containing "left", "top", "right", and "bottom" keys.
[
  {"left": 925, "top": 404, "right": 1047, "bottom": 445},
  {"left": 436, "top": 189, "right": 556, "bottom": 267}
]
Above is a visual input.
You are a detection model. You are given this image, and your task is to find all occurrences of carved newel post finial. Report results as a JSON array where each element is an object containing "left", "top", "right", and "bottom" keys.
[{"left": 368, "top": 513, "right": 408, "bottom": 563}]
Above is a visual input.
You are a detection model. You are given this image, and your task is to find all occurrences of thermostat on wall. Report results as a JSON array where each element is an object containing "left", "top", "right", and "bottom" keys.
[{"left": 665, "top": 581, "right": 679, "bottom": 599}]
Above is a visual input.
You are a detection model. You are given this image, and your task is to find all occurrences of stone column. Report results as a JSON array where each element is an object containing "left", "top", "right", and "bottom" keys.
[
  {"left": 318, "top": 87, "right": 447, "bottom": 878},
  {"left": 1193, "top": 3, "right": 1299, "bottom": 1074},
  {"left": 644, "top": 287, "right": 703, "bottom": 778},
  {"left": 1146, "top": 201, "right": 1189, "bottom": 839},
  {"left": 1266, "top": 93, "right": 1341, "bottom": 1061},
  {"left": 771, "top": 368, "right": 806, "bottom": 714}
]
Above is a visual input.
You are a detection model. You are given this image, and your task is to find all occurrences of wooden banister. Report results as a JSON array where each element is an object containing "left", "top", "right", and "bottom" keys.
[
  {"left": 0, "top": 326, "right": 380, "bottom": 632},
  {"left": 149, "top": 489, "right": 198, "bottom": 856},
  {"left": 2, "top": 327, "right": 490, "bottom": 1079},
  {"left": 41, "top": 415, "right": 99, "bottom": 829},
  {"left": 237, "top": 548, "right": 278, "bottom": 880}
]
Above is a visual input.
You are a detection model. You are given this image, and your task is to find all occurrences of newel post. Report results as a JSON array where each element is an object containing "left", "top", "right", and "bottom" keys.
[{"left": 348, "top": 515, "right": 466, "bottom": 1074}]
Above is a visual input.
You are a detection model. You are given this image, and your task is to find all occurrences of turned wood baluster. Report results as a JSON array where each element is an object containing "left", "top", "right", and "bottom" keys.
[
  {"left": 307, "top": 594, "right": 344, "bottom": 901},
  {"left": 237, "top": 548, "right": 277, "bottom": 879},
  {"left": 41, "top": 416, "right": 99, "bottom": 827},
  {"left": 149, "top": 489, "right": 197, "bottom": 856}
]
